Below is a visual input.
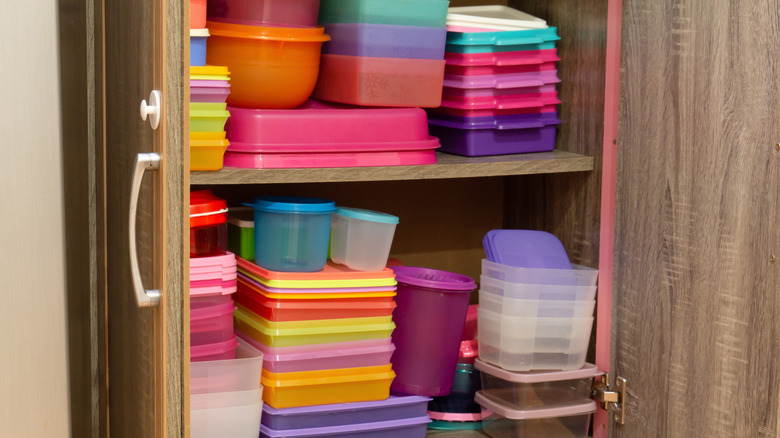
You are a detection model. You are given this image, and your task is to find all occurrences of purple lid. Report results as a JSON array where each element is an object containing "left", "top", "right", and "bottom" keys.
[
  {"left": 427, "top": 111, "right": 560, "bottom": 131},
  {"left": 475, "top": 392, "right": 597, "bottom": 420},
  {"left": 259, "top": 416, "right": 431, "bottom": 437},
  {"left": 390, "top": 266, "right": 476, "bottom": 291},
  {"left": 483, "top": 229, "right": 572, "bottom": 269},
  {"left": 475, "top": 359, "right": 601, "bottom": 383},
  {"left": 262, "top": 394, "right": 431, "bottom": 416}
]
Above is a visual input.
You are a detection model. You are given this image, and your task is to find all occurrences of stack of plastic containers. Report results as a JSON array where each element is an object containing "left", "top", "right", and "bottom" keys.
[
  {"left": 190, "top": 66, "right": 231, "bottom": 170},
  {"left": 474, "top": 229, "right": 600, "bottom": 438},
  {"left": 313, "top": 0, "right": 449, "bottom": 108},
  {"left": 427, "top": 6, "right": 563, "bottom": 156},
  {"left": 191, "top": 0, "right": 208, "bottom": 66}
]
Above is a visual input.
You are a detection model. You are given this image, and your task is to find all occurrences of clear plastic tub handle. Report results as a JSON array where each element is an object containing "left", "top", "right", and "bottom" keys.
[{"left": 129, "top": 152, "right": 162, "bottom": 307}]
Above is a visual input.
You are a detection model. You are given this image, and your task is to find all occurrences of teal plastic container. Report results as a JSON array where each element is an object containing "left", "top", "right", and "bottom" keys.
[
  {"left": 244, "top": 196, "right": 336, "bottom": 272},
  {"left": 318, "top": 0, "right": 449, "bottom": 28},
  {"left": 445, "top": 27, "right": 560, "bottom": 54},
  {"left": 227, "top": 207, "right": 255, "bottom": 261}
]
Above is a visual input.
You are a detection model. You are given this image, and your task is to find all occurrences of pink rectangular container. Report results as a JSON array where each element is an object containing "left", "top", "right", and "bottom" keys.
[
  {"left": 206, "top": 0, "right": 320, "bottom": 28},
  {"left": 313, "top": 54, "right": 445, "bottom": 108},
  {"left": 225, "top": 100, "right": 438, "bottom": 153},
  {"left": 440, "top": 91, "right": 560, "bottom": 111},
  {"left": 190, "top": 282, "right": 238, "bottom": 298},
  {"left": 190, "top": 270, "right": 238, "bottom": 282},
  {"left": 444, "top": 49, "right": 559, "bottom": 67},
  {"left": 223, "top": 149, "right": 438, "bottom": 169},
  {"left": 443, "top": 70, "right": 560, "bottom": 90},
  {"left": 444, "top": 84, "right": 557, "bottom": 97},
  {"left": 430, "top": 105, "right": 558, "bottom": 119},
  {"left": 445, "top": 60, "right": 556, "bottom": 77},
  {"left": 191, "top": 294, "right": 236, "bottom": 346},
  {"left": 190, "top": 252, "right": 237, "bottom": 269},
  {"left": 190, "top": 265, "right": 237, "bottom": 276},
  {"left": 190, "top": 278, "right": 238, "bottom": 289}
]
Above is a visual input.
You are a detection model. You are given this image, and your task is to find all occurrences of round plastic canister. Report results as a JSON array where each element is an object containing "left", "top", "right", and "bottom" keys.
[
  {"left": 190, "top": 190, "right": 228, "bottom": 258},
  {"left": 330, "top": 207, "right": 399, "bottom": 272},
  {"left": 389, "top": 266, "right": 476, "bottom": 396},
  {"left": 190, "top": 28, "right": 210, "bottom": 66},
  {"left": 244, "top": 196, "right": 336, "bottom": 272}
]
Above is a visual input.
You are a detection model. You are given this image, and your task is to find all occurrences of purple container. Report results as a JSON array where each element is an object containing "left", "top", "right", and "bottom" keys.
[
  {"left": 322, "top": 23, "right": 446, "bottom": 60},
  {"left": 261, "top": 395, "right": 431, "bottom": 430},
  {"left": 190, "top": 86, "right": 231, "bottom": 103},
  {"left": 428, "top": 112, "right": 560, "bottom": 157},
  {"left": 260, "top": 416, "right": 430, "bottom": 438},
  {"left": 390, "top": 266, "right": 476, "bottom": 397}
]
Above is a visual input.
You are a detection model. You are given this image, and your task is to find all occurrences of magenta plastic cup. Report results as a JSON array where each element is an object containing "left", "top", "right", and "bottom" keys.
[{"left": 389, "top": 266, "right": 476, "bottom": 396}]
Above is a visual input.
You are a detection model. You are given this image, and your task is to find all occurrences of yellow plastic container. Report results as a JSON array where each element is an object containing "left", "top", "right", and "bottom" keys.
[
  {"left": 261, "top": 364, "right": 395, "bottom": 408},
  {"left": 190, "top": 65, "right": 231, "bottom": 80},
  {"left": 190, "top": 137, "right": 229, "bottom": 171},
  {"left": 233, "top": 306, "right": 395, "bottom": 347},
  {"left": 191, "top": 131, "right": 226, "bottom": 140},
  {"left": 238, "top": 304, "right": 393, "bottom": 329},
  {"left": 239, "top": 269, "right": 397, "bottom": 289}
]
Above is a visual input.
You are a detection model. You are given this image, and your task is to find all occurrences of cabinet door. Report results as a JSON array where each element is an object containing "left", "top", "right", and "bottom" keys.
[
  {"left": 613, "top": 1, "right": 780, "bottom": 436},
  {"left": 103, "top": 0, "right": 188, "bottom": 437}
]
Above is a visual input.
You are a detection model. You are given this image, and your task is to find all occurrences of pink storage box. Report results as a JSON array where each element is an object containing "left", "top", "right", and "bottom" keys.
[
  {"left": 190, "top": 278, "right": 238, "bottom": 289},
  {"left": 430, "top": 104, "right": 558, "bottom": 119},
  {"left": 440, "top": 91, "right": 560, "bottom": 111},
  {"left": 191, "top": 294, "right": 236, "bottom": 346},
  {"left": 314, "top": 54, "right": 445, "bottom": 108},
  {"left": 237, "top": 331, "right": 395, "bottom": 373},
  {"left": 445, "top": 60, "right": 556, "bottom": 77},
  {"left": 444, "top": 49, "right": 559, "bottom": 67},
  {"left": 190, "top": 252, "right": 236, "bottom": 269},
  {"left": 190, "top": 80, "right": 231, "bottom": 88},
  {"left": 444, "top": 84, "right": 557, "bottom": 97},
  {"left": 191, "top": 282, "right": 238, "bottom": 298},
  {"left": 443, "top": 70, "right": 560, "bottom": 90},
  {"left": 190, "top": 265, "right": 238, "bottom": 276},
  {"left": 191, "top": 335, "right": 238, "bottom": 362},
  {"left": 225, "top": 100, "right": 438, "bottom": 153},
  {"left": 191, "top": 87, "right": 231, "bottom": 103},
  {"left": 224, "top": 149, "right": 437, "bottom": 169},
  {"left": 190, "top": 270, "right": 238, "bottom": 282}
]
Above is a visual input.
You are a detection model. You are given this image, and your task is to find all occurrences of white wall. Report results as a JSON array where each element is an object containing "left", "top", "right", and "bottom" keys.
[{"left": 0, "top": 1, "right": 72, "bottom": 436}]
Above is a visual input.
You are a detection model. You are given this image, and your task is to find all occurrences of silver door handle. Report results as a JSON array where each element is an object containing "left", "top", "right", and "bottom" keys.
[{"left": 129, "top": 152, "right": 162, "bottom": 307}]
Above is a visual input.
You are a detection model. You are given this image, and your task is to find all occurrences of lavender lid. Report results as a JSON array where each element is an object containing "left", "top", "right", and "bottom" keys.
[
  {"left": 262, "top": 395, "right": 431, "bottom": 416},
  {"left": 391, "top": 266, "right": 476, "bottom": 291},
  {"left": 259, "top": 416, "right": 431, "bottom": 437}
]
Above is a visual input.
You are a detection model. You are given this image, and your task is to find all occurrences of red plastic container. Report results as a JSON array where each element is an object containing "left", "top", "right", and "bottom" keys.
[
  {"left": 191, "top": 294, "right": 236, "bottom": 346},
  {"left": 191, "top": 0, "right": 207, "bottom": 28},
  {"left": 234, "top": 287, "right": 396, "bottom": 321},
  {"left": 190, "top": 190, "right": 228, "bottom": 258}
]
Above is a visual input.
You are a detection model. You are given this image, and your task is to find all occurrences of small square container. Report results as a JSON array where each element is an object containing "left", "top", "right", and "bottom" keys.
[
  {"left": 190, "top": 268, "right": 237, "bottom": 282},
  {"left": 190, "top": 294, "right": 236, "bottom": 346},
  {"left": 445, "top": 27, "right": 560, "bottom": 54},
  {"left": 475, "top": 359, "right": 600, "bottom": 410},
  {"left": 190, "top": 28, "right": 209, "bottom": 66},
  {"left": 207, "top": 0, "right": 321, "bottom": 28},
  {"left": 191, "top": 337, "right": 264, "bottom": 394},
  {"left": 261, "top": 364, "right": 395, "bottom": 408},
  {"left": 446, "top": 6, "right": 548, "bottom": 31},
  {"left": 482, "top": 259, "right": 598, "bottom": 287},
  {"left": 190, "top": 191, "right": 228, "bottom": 258},
  {"left": 261, "top": 394, "right": 430, "bottom": 430},
  {"left": 190, "top": 65, "right": 231, "bottom": 81},
  {"left": 243, "top": 196, "right": 336, "bottom": 272},
  {"left": 322, "top": 23, "right": 446, "bottom": 60},
  {"left": 318, "top": 0, "right": 449, "bottom": 27},
  {"left": 190, "top": 102, "right": 231, "bottom": 132},
  {"left": 314, "top": 54, "right": 445, "bottom": 108},
  {"left": 475, "top": 392, "right": 596, "bottom": 438},
  {"left": 227, "top": 207, "right": 255, "bottom": 261},
  {"left": 260, "top": 416, "right": 430, "bottom": 438},
  {"left": 191, "top": 137, "right": 230, "bottom": 171},
  {"left": 191, "top": 335, "right": 238, "bottom": 362},
  {"left": 330, "top": 207, "right": 399, "bottom": 272},
  {"left": 191, "top": 388, "right": 263, "bottom": 438},
  {"left": 191, "top": 0, "right": 207, "bottom": 28}
]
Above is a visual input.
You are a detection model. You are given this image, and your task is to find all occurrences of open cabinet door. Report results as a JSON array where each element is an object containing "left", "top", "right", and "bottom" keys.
[
  {"left": 613, "top": 0, "right": 780, "bottom": 436},
  {"left": 102, "top": 0, "right": 188, "bottom": 436}
]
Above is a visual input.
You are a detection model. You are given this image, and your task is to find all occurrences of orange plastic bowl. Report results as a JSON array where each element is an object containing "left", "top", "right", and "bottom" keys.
[{"left": 206, "top": 21, "right": 330, "bottom": 109}]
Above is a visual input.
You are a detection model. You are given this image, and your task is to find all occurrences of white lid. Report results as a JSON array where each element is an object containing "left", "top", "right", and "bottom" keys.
[
  {"left": 447, "top": 6, "right": 548, "bottom": 30},
  {"left": 475, "top": 391, "right": 597, "bottom": 420},
  {"left": 228, "top": 206, "right": 255, "bottom": 227},
  {"left": 190, "top": 28, "right": 210, "bottom": 37},
  {"left": 475, "top": 358, "right": 601, "bottom": 383}
]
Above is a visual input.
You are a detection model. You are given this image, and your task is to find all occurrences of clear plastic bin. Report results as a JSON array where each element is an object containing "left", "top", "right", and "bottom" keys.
[
  {"left": 191, "top": 388, "right": 263, "bottom": 438},
  {"left": 330, "top": 207, "right": 399, "bottom": 272},
  {"left": 478, "top": 287, "right": 595, "bottom": 318},
  {"left": 481, "top": 259, "right": 598, "bottom": 286},
  {"left": 479, "top": 276, "right": 597, "bottom": 302},
  {"left": 191, "top": 337, "right": 264, "bottom": 394},
  {"left": 475, "top": 392, "right": 595, "bottom": 438},
  {"left": 190, "top": 294, "right": 236, "bottom": 346}
]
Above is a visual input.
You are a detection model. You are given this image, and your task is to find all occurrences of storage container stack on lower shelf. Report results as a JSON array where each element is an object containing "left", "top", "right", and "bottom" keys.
[
  {"left": 189, "top": 66, "right": 231, "bottom": 170},
  {"left": 475, "top": 229, "right": 600, "bottom": 438},
  {"left": 428, "top": 6, "right": 563, "bottom": 157}
]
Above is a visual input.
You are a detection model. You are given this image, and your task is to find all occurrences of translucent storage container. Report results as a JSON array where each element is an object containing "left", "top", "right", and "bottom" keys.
[
  {"left": 191, "top": 335, "right": 238, "bottom": 362},
  {"left": 481, "top": 259, "right": 598, "bottom": 287},
  {"left": 478, "top": 287, "right": 595, "bottom": 318},
  {"left": 191, "top": 337, "right": 264, "bottom": 394},
  {"left": 318, "top": 0, "right": 449, "bottom": 27},
  {"left": 227, "top": 207, "right": 255, "bottom": 261},
  {"left": 191, "top": 86, "right": 231, "bottom": 103},
  {"left": 190, "top": 251, "right": 236, "bottom": 269},
  {"left": 190, "top": 294, "right": 236, "bottom": 346},
  {"left": 260, "top": 416, "right": 430, "bottom": 438},
  {"left": 322, "top": 23, "right": 446, "bottom": 60},
  {"left": 261, "top": 364, "right": 395, "bottom": 408},
  {"left": 475, "top": 359, "right": 599, "bottom": 410},
  {"left": 190, "top": 137, "right": 230, "bottom": 171},
  {"left": 479, "top": 276, "right": 597, "bottom": 302},
  {"left": 244, "top": 196, "right": 336, "bottom": 272},
  {"left": 191, "top": 388, "right": 263, "bottom": 438},
  {"left": 330, "top": 207, "right": 399, "bottom": 272},
  {"left": 207, "top": 0, "right": 321, "bottom": 28},
  {"left": 477, "top": 308, "right": 593, "bottom": 371},
  {"left": 475, "top": 392, "right": 596, "bottom": 438},
  {"left": 190, "top": 28, "right": 209, "bottom": 66},
  {"left": 189, "top": 191, "right": 228, "bottom": 257},
  {"left": 235, "top": 287, "right": 396, "bottom": 321},
  {"left": 261, "top": 395, "right": 429, "bottom": 430}
]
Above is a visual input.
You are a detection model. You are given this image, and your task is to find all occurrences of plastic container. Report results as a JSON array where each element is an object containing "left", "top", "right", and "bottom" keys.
[
  {"left": 239, "top": 330, "right": 392, "bottom": 354},
  {"left": 260, "top": 416, "right": 430, "bottom": 438},
  {"left": 191, "top": 337, "right": 264, "bottom": 394},
  {"left": 191, "top": 335, "right": 238, "bottom": 362},
  {"left": 238, "top": 274, "right": 397, "bottom": 299},
  {"left": 244, "top": 196, "right": 336, "bottom": 272},
  {"left": 234, "top": 307, "right": 396, "bottom": 347},
  {"left": 445, "top": 27, "right": 560, "bottom": 54},
  {"left": 444, "top": 49, "right": 559, "bottom": 67},
  {"left": 206, "top": 21, "right": 330, "bottom": 109},
  {"left": 227, "top": 207, "right": 255, "bottom": 260},
  {"left": 483, "top": 229, "right": 571, "bottom": 268},
  {"left": 235, "top": 287, "right": 396, "bottom": 322},
  {"left": 190, "top": 294, "right": 235, "bottom": 346},
  {"left": 191, "top": 388, "right": 263, "bottom": 438},
  {"left": 445, "top": 61, "right": 557, "bottom": 78},
  {"left": 191, "top": 86, "right": 231, "bottom": 103},
  {"left": 190, "top": 278, "right": 237, "bottom": 290},
  {"left": 390, "top": 266, "right": 477, "bottom": 396},
  {"left": 443, "top": 70, "right": 559, "bottom": 90},
  {"left": 428, "top": 363, "right": 483, "bottom": 414},
  {"left": 189, "top": 191, "right": 228, "bottom": 257},
  {"left": 318, "top": 0, "right": 449, "bottom": 27},
  {"left": 440, "top": 90, "right": 560, "bottom": 111},
  {"left": 313, "top": 54, "right": 445, "bottom": 108},
  {"left": 261, "top": 394, "right": 429, "bottom": 430},
  {"left": 427, "top": 112, "right": 560, "bottom": 157},
  {"left": 477, "top": 308, "right": 594, "bottom": 371},
  {"left": 190, "top": 251, "right": 236, "bottom": 269},
  {"left": 482, "top": 259, "right": 598, "bottom": 287},
  {"left": 479, "top": 288, "right": 595, "bottom": 318},
  {"left": 190, "top": 283, "right": 238, "bottom": 298},
  {"left": 475, "top": 359, "right": 600, "bottom": 410},
  {"left": 237, "top": 262, "right": 397, "bottom": 290},
  {"left": 190, "top": 102, "right": 231, "bottom": 132},
  {"left": 190, "top": 65, "right": 231, "bottom": 81},
  {"left": 261, "top": 364, "right": 395, "bottom": 408},
  {"left": 330, "top": 207, "right": 399, "bottom": 271},
  {"left": 475, "top": 392, "right": 596, "bottom": 438},
  {"left": 322, "top": 23, "right": 446, "bottom": 60},
  {"left": 446, "top": 6, "right": 548, "bottom": 31},
  {"left": 207, "top": 0, "right": 320, "bottom": 28},
  {"left": 191, "top": 0, "right": 207, "bottom": 28},
  {"left": 190, "top": 28, "right": 209, "bottom": 66},
  {"left": 430, "top": 104, "right": 558, "bottom": 119},
  {"left": 224, "top": 149, "right": 438, "bottom": 169},
  {"left": 225, "top": 100, "right": 438, "bottom": 153},
  {"left": 191, "top": 137, "right": 230, "bottom": 170}
]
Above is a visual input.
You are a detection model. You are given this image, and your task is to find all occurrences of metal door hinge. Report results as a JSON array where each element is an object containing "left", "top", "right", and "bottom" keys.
[{"left": 592, "top": 373, "right": 627, "bottom": 425}]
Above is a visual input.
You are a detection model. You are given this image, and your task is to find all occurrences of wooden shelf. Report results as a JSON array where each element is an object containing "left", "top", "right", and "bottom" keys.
[{"left": 190, "top": 150, "right": 594, "bottom": 185}]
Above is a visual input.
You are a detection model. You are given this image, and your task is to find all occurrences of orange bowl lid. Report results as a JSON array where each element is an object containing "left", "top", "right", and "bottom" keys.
[{"left": 207, "top": 21, "right": 331, "bottom": 42}]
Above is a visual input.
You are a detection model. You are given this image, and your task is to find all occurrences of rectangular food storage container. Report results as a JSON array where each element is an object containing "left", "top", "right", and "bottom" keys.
[
  {"left": 191, "top": 335, "right": 238, "bottom": 362},
  {"left": 191, "top": 337, "right": 264, "bottom": 394},
  {"left": 190, "top": 294, "right": 236, "bottom": 346},
  {"left": 445, "top": 27, "right": 560, "bottom": 54},
  {"left": 481, "top": 259, "right": 598, "bottom": 287},
  {"left": 478, "top": 285, "right": 595, "bottom": 318},
  {"left": 475, "top": 392, "right": 596, "bottom": 438},
  {"left": 330, "top": 207, "right": 399, "bottom": 272},
  {"left": 224, "top": 149, "right": 438, "bottom": 169},
  {"left": 190, "top": 102, "right": 231, "bottom": 132},
  {"left": 322, "top": 23, "right": 446, "bottom": 60},
  {"left": 190, "top": 28, "right": 209, "bottom": 66},
  {"left": 445, "top": 6, "right": 548, "bottom": 31},
  {"left": 260, "top": 416, "right": 430, "bottom": 438},
  {"left": 191, "top": 388, "right": 263, "bottom": 438}
]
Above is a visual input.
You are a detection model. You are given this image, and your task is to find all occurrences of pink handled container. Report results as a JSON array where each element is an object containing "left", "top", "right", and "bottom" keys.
[
  {"left": 445, "top": 49, "right": 559, "bottom": 67},
  {"left": 190, "top": 294, "right": 236, "bottom": 346},
  {"left": 224, "top": 149, "right": 437, "bottom": 169}
]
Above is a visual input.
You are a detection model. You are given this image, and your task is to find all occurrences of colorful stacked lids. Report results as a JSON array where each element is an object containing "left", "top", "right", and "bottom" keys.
[
  {"left": 190, "top": 66, "right": 231, "bottom": 170},
  {"left": 428, "top": 6, "right": 562, "bottom": 157}
]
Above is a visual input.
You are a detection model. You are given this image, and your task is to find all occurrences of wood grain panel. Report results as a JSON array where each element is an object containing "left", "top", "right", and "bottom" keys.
[{"left": 613, "top": 1, "right": 780, "bottom": 436}]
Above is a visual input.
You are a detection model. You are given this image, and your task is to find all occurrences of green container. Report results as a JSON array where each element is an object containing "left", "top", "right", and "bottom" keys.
[
  {"left": 227, "top": 206, "right": 255, "bottom": 261},
  {"left": 190, "top": 102, "right": 230, "bottom": 132},
  {"left": 318, "top": 0, "right": 449, "bottom": 28}
]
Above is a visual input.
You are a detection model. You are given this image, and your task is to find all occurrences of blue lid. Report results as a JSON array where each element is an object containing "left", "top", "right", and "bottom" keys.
[
  {"left": 246, "top": 196, "right": 336, "bottom": 213},
  {"left": 336, "top": 207, "right": 399, "bottom": 224}
]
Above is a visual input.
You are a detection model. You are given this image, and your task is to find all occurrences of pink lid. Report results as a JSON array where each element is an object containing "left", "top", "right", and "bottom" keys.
[
  {"left": 189, "top": 252, "right": 236, "bottom": 268},
  {"left": 443, "top": 70, "right": 561, "bottom": 89},
  {"left": 190, "top": 278, "right": 238, "bottom": 289},
  {"left": 190, "top": 283, "right": 237, "bottom": 297},
  {"left": 190, "top": 80, "right": 231, "bottom": 88},
  {"left": 444, "top": 84, "right": 557, "bottom": 97},
  {"left": 190, "top": 335, "right": 238, "bottom": 360},
  {"left": 223, "top": 149, "right": 438, "bottom": 169},
  {"left": 474, "top": 359, "right": 601, "bottom": 383},
  {"left": 237, "top": 330, "right": 392, "bottom": 354},
  {"left": 427, "top": 411, "right": 490, "bottom": 422},
  {"left": 444, "top": 49, "right": 559, "bottom": 67},
  {"left": 475, "top": 392, "right": 597, "bottom": 420},
  {"left": 189, "top": 265, "right": 238, "bottom": 275},
  {"left": 429, "top": 104, "right": 558, "bottom": 118},
  {"left": 190, "top": 295, "right": 235, "bottom": 322},
  {"left": 440, "top": 91, "right": 560, "bottom": 111},
  {"left": 190, "top": 270, "right": 238, "bottom": 282}
]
